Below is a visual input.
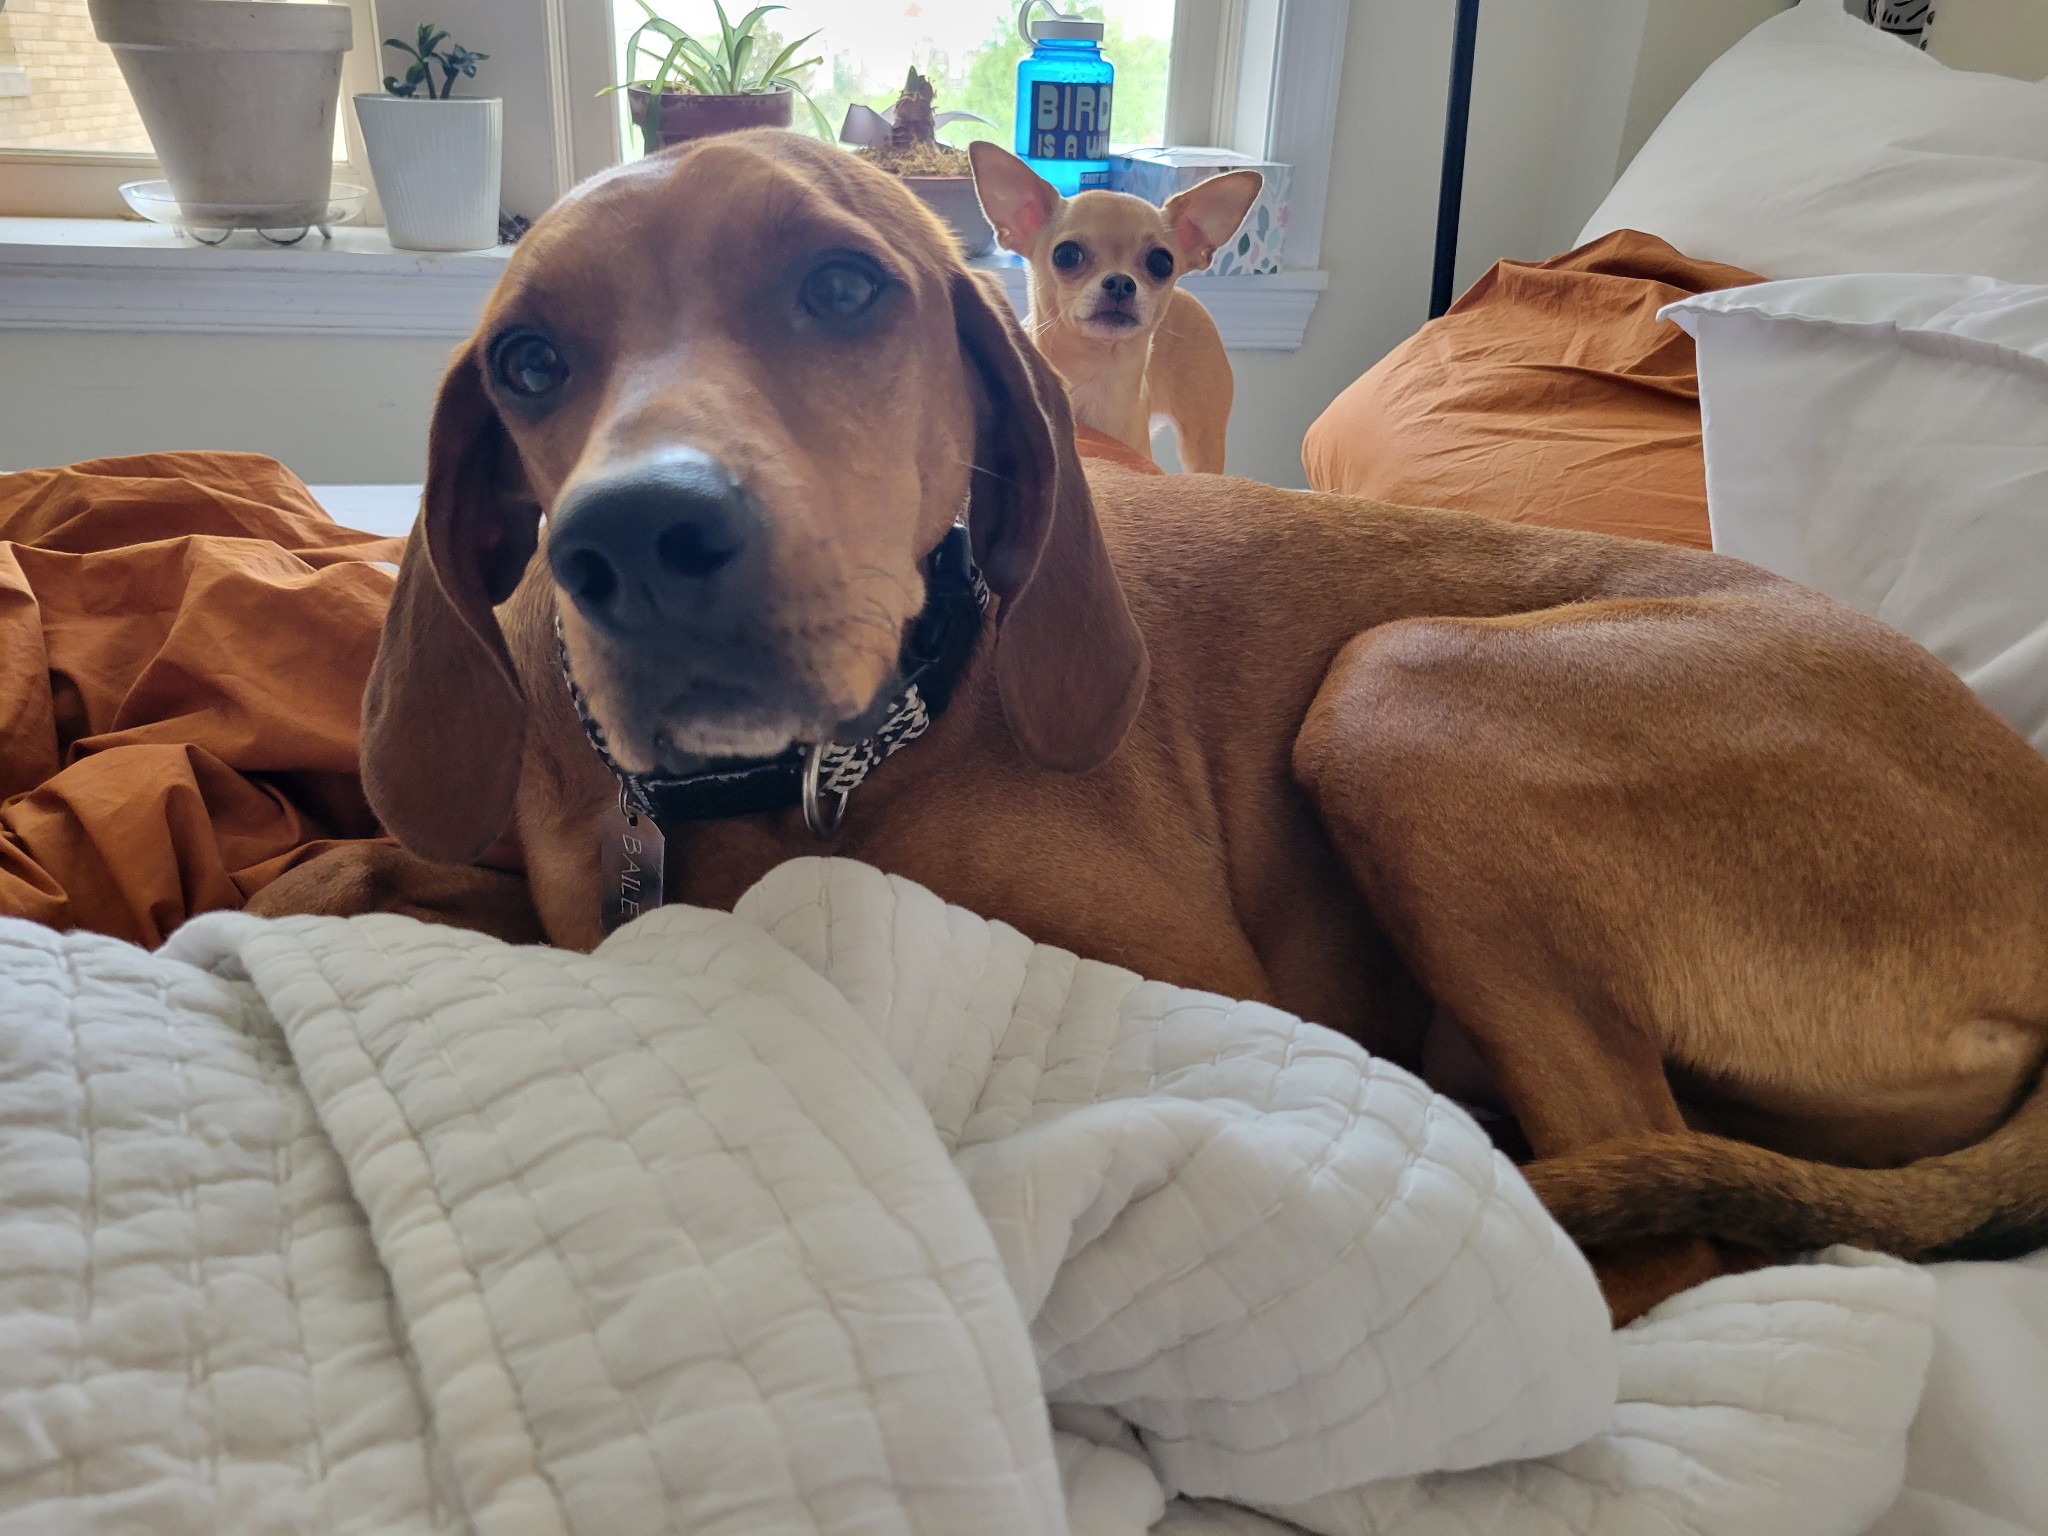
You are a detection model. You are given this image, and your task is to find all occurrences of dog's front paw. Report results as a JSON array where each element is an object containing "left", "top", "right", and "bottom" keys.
[{"left": 247, "top": 843, "right": 545, "bottom": 944}]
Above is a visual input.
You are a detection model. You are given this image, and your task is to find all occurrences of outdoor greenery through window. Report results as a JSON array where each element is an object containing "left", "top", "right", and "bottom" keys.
[{"left": 611, "top": 1, "right": 1176, "bottom": 159}]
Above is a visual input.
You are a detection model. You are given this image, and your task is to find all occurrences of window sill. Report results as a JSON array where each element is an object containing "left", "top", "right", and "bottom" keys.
[
  {"left": 0, "top": 218, "right": 514, "bottom": 337},
  {"left": 0, "top": 218, "right": 1325, "bottom": 351},
  {"left": 970, "top": 251, "right": 1326, "bottom": 351}
]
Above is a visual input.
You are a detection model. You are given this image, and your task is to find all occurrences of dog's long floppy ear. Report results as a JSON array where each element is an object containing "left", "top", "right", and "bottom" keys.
[
  {"left": 952, "top": 269, "right": 1149, "bottom": 771},
  {"left": 359, "top": 342, "right": 541, "bottom": 864},
  {"left": 968, "top": 140, "right": 1060, "bottom": 256}
]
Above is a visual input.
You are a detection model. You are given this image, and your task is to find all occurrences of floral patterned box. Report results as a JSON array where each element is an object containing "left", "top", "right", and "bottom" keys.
[{"left": 1108, "top": 147, "right": 1291, "bottom": 276}]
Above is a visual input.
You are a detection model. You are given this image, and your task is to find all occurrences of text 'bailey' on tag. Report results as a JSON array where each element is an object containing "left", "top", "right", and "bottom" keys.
[{"left": 600, "top": 798, "right": 665, "bottom": 934}]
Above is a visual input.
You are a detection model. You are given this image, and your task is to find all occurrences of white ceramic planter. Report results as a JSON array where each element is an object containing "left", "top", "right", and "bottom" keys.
[
  {"left": 89, "top": 0, "right": 351, "bottom": 227},
  {"left": 354, "top": 94, "right": 503, "bottom": 252}
]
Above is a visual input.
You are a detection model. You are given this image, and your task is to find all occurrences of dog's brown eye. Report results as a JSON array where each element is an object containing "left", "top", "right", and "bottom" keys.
[
  {"left": 1052, "top": 240, "right": 1085, "bottom": 272},
  {"left": 800, "top": 258, "right": 882, "bottom": 322},
  {"left": 1145, "top": 247, "right": 1174, "bottom": 281},
  {"left": 494, "top": 331, "right": 568, "bottom": 399}
]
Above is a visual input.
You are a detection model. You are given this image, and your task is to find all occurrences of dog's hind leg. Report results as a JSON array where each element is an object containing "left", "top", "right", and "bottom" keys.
[
  {"left": 1293, "top": 594, "right": 2048, "bottom": 1320},
  {"left": 1294, "top": 629, "right": 1731, "bottom": 1320}
]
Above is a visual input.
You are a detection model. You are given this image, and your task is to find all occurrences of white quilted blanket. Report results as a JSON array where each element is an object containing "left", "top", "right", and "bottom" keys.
[{"left": 0, "top": 857, "right": 1945, "bottom": 1535}]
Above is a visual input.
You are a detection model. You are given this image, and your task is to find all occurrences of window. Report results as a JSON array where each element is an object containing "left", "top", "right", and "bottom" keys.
[
  {"left": 585, "top": 0, "right": 1345, "bottom": 275},
  {"left": 0, "top": 0, "right": 152, "bottom": 154},
  {"left": 608, "top": 1, "right": 1179, "bottom": 161},
  {"left": 0, "top": 0, "right": 1342, "bottom": 345},
  {"left": 0, "top": 0, "right": 381, "bottom": 218}
]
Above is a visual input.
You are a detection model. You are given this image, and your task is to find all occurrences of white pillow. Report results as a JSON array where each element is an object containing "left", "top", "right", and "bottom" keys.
[
  {"left": 1580, "top": 0, "right": 2048, "bottom": 284},
  {"left": 1665, "top": 274, "right": 2048, "bottom": 753}
]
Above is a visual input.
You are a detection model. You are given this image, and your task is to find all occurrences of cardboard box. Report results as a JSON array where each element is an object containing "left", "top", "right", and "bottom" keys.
[{"left": 1109, "top": 147, "right": 1291, "bottom": 276}]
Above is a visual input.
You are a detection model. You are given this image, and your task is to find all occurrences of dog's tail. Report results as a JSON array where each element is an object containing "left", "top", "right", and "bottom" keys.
[{"left": 1525, "top": 1061, "right": 2048, "bottom": 1261}]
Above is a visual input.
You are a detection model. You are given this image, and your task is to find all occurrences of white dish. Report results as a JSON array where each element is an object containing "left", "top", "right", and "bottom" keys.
[{"left": 119, "top": 179, "right": 369, "bottom": 243}]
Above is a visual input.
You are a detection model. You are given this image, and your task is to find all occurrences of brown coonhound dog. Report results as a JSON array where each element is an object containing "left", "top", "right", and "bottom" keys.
[{"left": 254, "top": 131, "right": 2048, "bottom": 1322}]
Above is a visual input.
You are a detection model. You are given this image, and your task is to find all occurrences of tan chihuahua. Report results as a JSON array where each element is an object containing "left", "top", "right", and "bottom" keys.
[{"left": 968, "top": 141, "right": 1261, "bottom": 472}]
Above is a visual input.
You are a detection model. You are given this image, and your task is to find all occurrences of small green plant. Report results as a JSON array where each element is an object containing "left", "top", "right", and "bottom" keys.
[
  {"left": 608, "top": 1, "right": 828, "bottom": 134},
  {"left": 382, "top": 23, "right": 489, "bottom": 100}
]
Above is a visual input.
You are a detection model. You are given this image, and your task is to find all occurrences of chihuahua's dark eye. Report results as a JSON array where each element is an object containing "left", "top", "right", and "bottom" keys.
[
  {"left": 1144, "top": 246, "right": 1175, "bottom": 281},
  {"left": 1051, "top": 240, "right": 1085, "bottom": 272},
  {"left": 800, "top": 256, "right": 884, "bottom": 322},
  {"left": 493, "top": 331, "right": 568, "bottom": 399}
]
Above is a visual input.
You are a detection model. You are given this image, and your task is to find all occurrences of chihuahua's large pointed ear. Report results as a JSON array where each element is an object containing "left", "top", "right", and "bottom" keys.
[
  {"left": 952, "top": 269, "right": 1148, "bottom": 771},
  {"left": 1162, "top": 169, "right": 1263, "bottom": 271},
  {"left": 359, "top": 341, "right": 542, "bottom": 865},
  {"left": 968, "top": 140, "right": 1060, "bottom": 256}
]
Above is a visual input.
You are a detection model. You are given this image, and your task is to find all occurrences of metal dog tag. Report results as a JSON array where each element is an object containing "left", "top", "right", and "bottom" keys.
[{"left": 599, "top": 796, "right": 665, "bottom": 934}]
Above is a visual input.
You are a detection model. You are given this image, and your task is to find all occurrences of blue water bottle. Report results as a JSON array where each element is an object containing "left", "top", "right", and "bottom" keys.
[{"left": 1015, "top": 0, "right": 1114, "bottom": 196}]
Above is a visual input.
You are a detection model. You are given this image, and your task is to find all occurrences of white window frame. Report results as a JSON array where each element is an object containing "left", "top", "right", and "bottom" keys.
[
  {"left": 0, "top": 0, "right": 385, "bottom": 220},
  {"left": 542, "top": 0, "right": 1344, "bottom": 268},
  {"left": 0, "top": 0, "right": 1341, "bottom": 350},
  {"left": 1174, "top": 0, "right": 1346, "bottom": 271},
  {"left": 0, "top": 0, "right": 1341, "bottom": 237}
]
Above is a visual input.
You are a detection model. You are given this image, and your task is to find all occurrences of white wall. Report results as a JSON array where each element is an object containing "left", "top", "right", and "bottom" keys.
[
  {"left": 1222, "top": 0, "right": 1790, "bottom": 487},
  {"left": 1218, "top": 0, "right": 1454, "bottom": 487},
  {"left": 1930, "top": 0, "right": 2048, "bottom": 77},
  {"left": 0, "top": 330, "right": 452, "bottom": 481}
]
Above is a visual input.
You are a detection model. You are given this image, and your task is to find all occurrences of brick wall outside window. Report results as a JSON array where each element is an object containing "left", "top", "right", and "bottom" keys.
[{"left": 0, "top": 0, "right": 153, "bottom": 153}]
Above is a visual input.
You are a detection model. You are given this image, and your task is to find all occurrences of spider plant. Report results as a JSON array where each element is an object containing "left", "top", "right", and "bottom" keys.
[{"left": 608, "top": 1, "right": 829, "bottom": 136}]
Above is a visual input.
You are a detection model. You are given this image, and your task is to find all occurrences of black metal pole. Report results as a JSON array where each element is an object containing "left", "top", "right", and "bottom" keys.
[{"left": 1429, "top": 0, "right": 1482, "bottom": 319}]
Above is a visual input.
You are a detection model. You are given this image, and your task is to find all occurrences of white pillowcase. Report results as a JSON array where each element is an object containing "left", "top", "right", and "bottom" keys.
[
  {"left": 1665, "top": 274, "right": 2048, "bottom": 754},
  {"left": 1580, "top": 0, "right": 2048, "bottom": 284}
]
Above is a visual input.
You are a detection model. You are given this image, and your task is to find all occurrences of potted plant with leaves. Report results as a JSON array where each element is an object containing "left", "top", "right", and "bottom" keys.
[
  {"left": 611, "top": 0, "right": 827, "bottom": 155},
  {"left": 89, "top": 0, "right": 354, "bottom": 230},
  {"left": 354, "top": 24, "right": 500, "bottom": 251},
  {"left": 843, "top": 69, "right": 995, "bottom": 258}
]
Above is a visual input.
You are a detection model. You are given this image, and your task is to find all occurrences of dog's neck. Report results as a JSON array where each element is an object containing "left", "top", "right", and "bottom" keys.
[
  {"left": 555, "top": 523, "right": 989, "bottom": 921},
  {"left": 1024, "top": 283, "right": 1160, "bottom": 461}
]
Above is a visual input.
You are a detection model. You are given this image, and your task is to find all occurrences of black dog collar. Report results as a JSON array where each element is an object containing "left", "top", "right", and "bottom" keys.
[{"left": 557, "top": 522, "right": 989, "bottom": 840}]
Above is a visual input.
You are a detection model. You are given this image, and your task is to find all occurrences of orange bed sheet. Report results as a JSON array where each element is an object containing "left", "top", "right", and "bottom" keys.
[
  {"left": 1303, "top": 231, "right": 1763, "bottom": 549},
  {"left": 0, "top": 453, "right": 403, "bottom": 945}
]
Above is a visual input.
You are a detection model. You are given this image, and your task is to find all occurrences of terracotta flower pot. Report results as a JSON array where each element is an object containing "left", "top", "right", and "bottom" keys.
[
  {"left": 628, "top": 84, "right": 792, "bottom": 153},
  {"left": 90, "top": 0, "right": 352, "bottom": 228}
]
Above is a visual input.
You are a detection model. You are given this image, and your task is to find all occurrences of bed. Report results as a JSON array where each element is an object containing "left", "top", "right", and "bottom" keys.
[
  {"left": 1307, "top": 0, "right": 2048, "bottom": 548},
  {"left": 0, "top": 449, "right": 1947, "bottom": 1535},
  {"left": 1305, "top": 5, "right": 2048, "bottom": 1532},
  {"left": 6, "top": 4, "right": 2048, "bottom": 1531},
  {"left": 0, "top": 847, "right": 1997, "bottom": 1536},
  {"left": 4, "top": 461, "right": 2039, "bottom": 1536}
]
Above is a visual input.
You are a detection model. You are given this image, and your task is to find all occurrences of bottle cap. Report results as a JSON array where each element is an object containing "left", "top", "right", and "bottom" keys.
[{"left": 1019, "top": 1, "right": 1105, "bottom": 44}]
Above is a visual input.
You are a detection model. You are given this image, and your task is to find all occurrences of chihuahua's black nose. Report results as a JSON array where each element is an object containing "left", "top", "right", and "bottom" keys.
[
  {"left": 1100, "top": 271, "right": 1137, "bottom": 301},
  {"left": 548, "top": 448, "right": 765, "bottom": 637}
]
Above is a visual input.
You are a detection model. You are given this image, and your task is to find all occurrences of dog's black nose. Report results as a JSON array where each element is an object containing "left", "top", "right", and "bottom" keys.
[
  {"left": 1100, "top": 272, "right": 1137, "bottom": 300},
  {"left": 548, "top": 449, "right": 763, "bottom": 636}
]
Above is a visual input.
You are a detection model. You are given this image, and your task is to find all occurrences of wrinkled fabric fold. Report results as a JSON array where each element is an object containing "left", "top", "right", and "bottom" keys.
[
  {"left": 1304, "top": 230, "right": 1763, "bottom": 549},
  {"left": 0, "top": 453, "right": 404, "bottom": 944},
  {"left": 0, "top": 857, "right": 1939, "bottom": 1536}
]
